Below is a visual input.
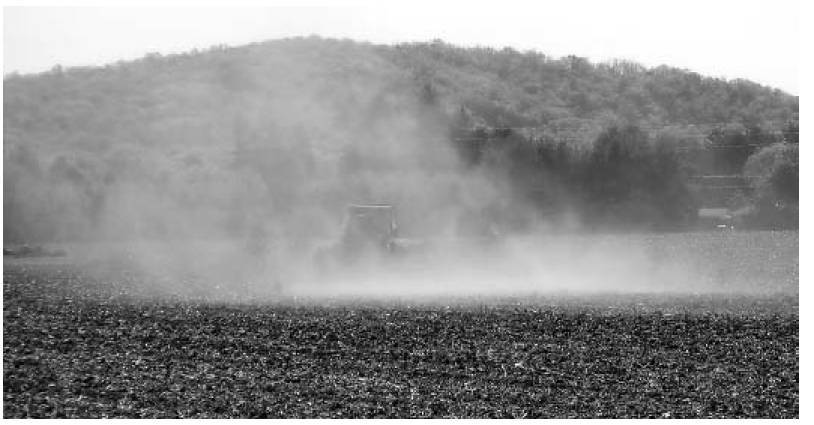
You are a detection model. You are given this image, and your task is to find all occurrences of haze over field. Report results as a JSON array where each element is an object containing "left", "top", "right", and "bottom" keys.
[
  {"left": 3, "top": 34, "right": 798, "bottom": 300},
  {"left": 2, "top": 7, "right": 800, "bottom": 421}
]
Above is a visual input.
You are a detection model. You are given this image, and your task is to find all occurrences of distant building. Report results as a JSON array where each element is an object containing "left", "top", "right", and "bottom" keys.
[
  {"left": 696, "top": 206, "right": 754, "bottom": 230},
  {"left": 687, "top": 175, "right": 757, "bottom": 209},
  {"left": 697, "top": 208, "right": 733, "bottom": 229}
]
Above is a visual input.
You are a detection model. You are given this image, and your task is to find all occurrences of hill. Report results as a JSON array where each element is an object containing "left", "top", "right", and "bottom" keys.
[{"left": 3, "top": 37, "right": 799, "bottom": 243}]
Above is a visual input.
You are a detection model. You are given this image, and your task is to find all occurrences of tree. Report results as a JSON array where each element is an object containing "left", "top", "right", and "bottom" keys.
[
  {"left": 743, "top": 143, "right": 798, "bottom": 228},
  {"left": 782, "top": 118, "right": 799, "bottom": 144},
  {"left": 582, "top": 125, "right": 693, "bottom": 228}
]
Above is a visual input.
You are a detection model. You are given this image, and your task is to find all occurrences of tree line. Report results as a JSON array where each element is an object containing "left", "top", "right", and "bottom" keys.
[
  {"left": 450, "top": 118, "right": 799, "bottom": 231},
  {"left": 3, "top": 37, "right": 799, "bottom": 243}
]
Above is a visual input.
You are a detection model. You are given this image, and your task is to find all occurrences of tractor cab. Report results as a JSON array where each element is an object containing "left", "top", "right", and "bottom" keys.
[{"left": 340, "top": 204, "right": 398, "bottom": 254}]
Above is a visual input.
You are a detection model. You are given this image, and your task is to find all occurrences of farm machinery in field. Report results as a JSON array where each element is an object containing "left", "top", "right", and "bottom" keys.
[
  {"left": 313, "top": 204, "right": 426, "bottom": 270},
  {"left": 311, "top": 203, "right": 503, "bottom": 274}
]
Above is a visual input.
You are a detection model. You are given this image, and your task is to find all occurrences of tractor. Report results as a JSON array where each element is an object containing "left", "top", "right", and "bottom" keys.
[
  {"left": 313, "top": 204, "right": 422, "bottom": 271},
  {"left": 340, "top": 204, "right": 400, "bottom": 256}
]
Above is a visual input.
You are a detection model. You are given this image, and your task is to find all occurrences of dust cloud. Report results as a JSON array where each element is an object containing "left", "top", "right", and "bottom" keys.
[{"left": 8, "top": 44, "right": 795, "bottom": 302}]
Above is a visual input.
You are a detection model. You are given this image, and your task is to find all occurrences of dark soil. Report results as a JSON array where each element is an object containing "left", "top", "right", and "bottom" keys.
[{"left": 3, "top": 262, "right": 798, "bottom": 418}]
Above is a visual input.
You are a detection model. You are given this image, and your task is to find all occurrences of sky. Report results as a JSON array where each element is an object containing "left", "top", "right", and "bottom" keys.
[{"left": 1, "top": 0, "right": 801, "bottom": 94}]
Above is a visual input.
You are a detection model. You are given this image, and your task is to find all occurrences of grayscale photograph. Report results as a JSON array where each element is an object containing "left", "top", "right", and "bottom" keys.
[{"left": 2, "top": 1, "right": 799, "bottom": 419}]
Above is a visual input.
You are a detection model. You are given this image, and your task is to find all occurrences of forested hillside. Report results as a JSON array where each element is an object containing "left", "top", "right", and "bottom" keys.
[{"left": 3, "top": 37, "right": 799, "bottom": 243}]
